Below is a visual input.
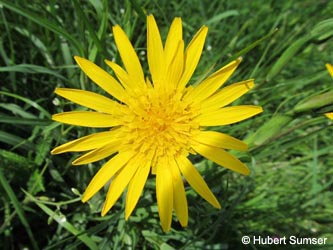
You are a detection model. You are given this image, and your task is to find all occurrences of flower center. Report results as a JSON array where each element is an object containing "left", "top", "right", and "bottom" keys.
[{"left": 120, "top": 88, "right": 199, "bottom": 167}]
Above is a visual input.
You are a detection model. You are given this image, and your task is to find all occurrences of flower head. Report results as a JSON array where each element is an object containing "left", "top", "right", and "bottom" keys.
[
  {"left": 324, "top": 63, "right": 333, "bottom": 120},
  {"left": 52, "top": 15, "right": 262, "bottom": 232}
]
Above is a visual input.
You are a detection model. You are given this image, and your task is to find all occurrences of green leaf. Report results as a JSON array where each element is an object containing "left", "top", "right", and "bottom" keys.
[
  {"left": 266, "top": 36, "right": 310, "bottom": 81},
  {"left": 27, "top": 169, "right": 45, "bottom": 195},
  {"left": 0, "top": 116, "right": 51, "bottom": 126},
  {"left": 24, "top": 191, "right": 99, "bottom": 250},
  {"left": 228, "top": 28, "right": 278, "bottom": 63},
  {"left": 0, "top": 0, "right": 83, "bottom": 54},
  {"left": 0, "top": 149, "right": 32, "bottom": 171},
  {"left": 245, "top": 114, "right": 293, "bottom": 147},
  {"left": 205, "top": 10, "right": 239, "bottom": 25},
  {"left": 0, "top": 169, "right": 39, "bottom": 250},
  {"left": 34, "top": 136, "right": 52, "bottom": 166},
  {"left": 0, "top": 64, "right": 67, "bottom": 80},
  {"left": 0, "top": 130, "right": 35, "bottom": 151},
  {"left": 0, "top": 91, "right": 50, "bottom": 118}
]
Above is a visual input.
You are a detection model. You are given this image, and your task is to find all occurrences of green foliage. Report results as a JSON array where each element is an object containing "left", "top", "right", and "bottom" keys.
[{"left": 0, "top": 0, "right": 332, "bottom": 249}]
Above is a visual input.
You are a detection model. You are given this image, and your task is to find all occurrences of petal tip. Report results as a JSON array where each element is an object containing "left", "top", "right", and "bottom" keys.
[
  {"left": 326, "top": 63, "right": 333, "bottom": 77},
  {"left": 50, "top": 148, "right": 58, "bottom": 155},
  {"left": 51, "top": 114, "right": 60, "bottom": 121},
  {"left": 247, "top": 80, "right": 255, "bottom": 89},
  {"left": 258, "top": 106, "right": 264, "bottom": 114},
  {"left": 147, "top": 14, "right": 156, "bottom": 24},
  {"left": 242, "top": 168, "right": 251, "bottom": 176},
  {"left": 112, "top": 24, "right": 121, "bottom": 33},
  {"left": 81, "top": 192, "right": 90, "bottom": 203},
  {"left": 161, "top": 224, "right": 171, "bottom": 233},
  {"left": 71, "top": 159, "right": 81, "bottom": 165},
  {"left": 54, "top": 87, "right": 60, "bottom": 94},
  {"left": 201, "top": 25, "right": 208, "bottom": 34},
  {"left": 73, "top": 55, "right": 83, "bottom": 63},
  {"left": 101, "top": 204, "right": 110, "bottom": 217}
]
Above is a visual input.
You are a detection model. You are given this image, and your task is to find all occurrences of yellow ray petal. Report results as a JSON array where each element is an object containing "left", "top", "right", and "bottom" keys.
[
  {"left": 193, "top": 143, "right": 250, "bottom": 175},
  {"left": 101, "top": 158, "right": 140, "bottom": 216},
  {"left": 193, "top": 130, "right": 248, "bottom": 151},
  {"left": 156, "top": 163, "right": 173, "bottom": 232},
  {"left": 74, "top": 56, "right": 125, "bottom": 101},
  {"left": 82, "top": 151, "right": 134, "bottom": 202},
  {"left": 125, "top": 160, "right": 151, "bottom": 220},
  {"left": 326, "top": 63, "right": 333, "bottom": 78},
  {"left": 112, "top": 25, "right": 145, "bottom": 82},
  {"left": 164, "top": 17, "right": 182, "bottom": 68},
  {"left": 176, "top": 156, "right": 220, "bottom": 208},
  {"left": 186, "top": 58, "right": 242, "bottom": 102},
  {"left": 147, "top": 15, "right": 165, "bottom": 84},
  {"left": 198, "top": 105, "right": 263, "bottom": 126},
  {"left": 169, "top": 157, "right": 188, "bottom": 227},
  {"left": 51, "top": 130, "right": 119, "bottom": 154},
  {"left": 166, "top": 40, "right": 184, "bottom": 87},
  {"left": 325, "top": 112, "right": 333, "bottom": 120},
  {"left": 178, "top": 26, "right": 208, "bottom": 89},
  {"left": 104, "top": 60, "right": 131, "bottom": 89},
  {"left": 52, "top": 111, "right": 121, "bottom": 128},
  {"left": 200, "top": 80, "right": 254, "bottom": 112},
  {"left": 55, "top": 88, "right": 121, "bottom": 114},
  {"left": 72, "top": 139, "right": 120, "bottom": 165}
]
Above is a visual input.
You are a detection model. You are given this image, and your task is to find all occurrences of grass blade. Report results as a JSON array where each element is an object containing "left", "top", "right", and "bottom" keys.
[
  {"left": 24, "top": 191, "right": 99, "bottom": 250},
  {"left": 0, "top": 91, "right": 50, "bottom": 118},
  {"left": 228, "top": 28, "right": 279, "bottom": 63},
  {"left": 0, "top": 169, "right": 40, "bottom": 250},
  {"left": 0, "top": 0, "right": 83, "bottom": 54},
  {"left": 0, "top": 64, "right": 67, "bottom": 80},
  {"left": 0, "top": 116, "right": 51, "bottom": 126},
  {"left": 0, "top": 130, "right": 35, "bottom": 151}
]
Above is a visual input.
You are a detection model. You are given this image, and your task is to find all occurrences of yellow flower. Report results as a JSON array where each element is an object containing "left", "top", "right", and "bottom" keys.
[
  {"left": 51, "top": 15, "right": 262, "bottom": 232},
  {"left": 325, "top": 63, "right": 333, "bottom": 120}
]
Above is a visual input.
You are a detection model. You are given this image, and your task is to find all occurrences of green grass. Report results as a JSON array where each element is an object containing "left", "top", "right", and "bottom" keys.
[{"left": 1, "top": 0, "right": 333, "bottom": 249}]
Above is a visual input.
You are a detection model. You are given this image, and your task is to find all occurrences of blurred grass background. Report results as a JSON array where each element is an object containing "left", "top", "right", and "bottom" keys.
[{"left": 0, "top": 0, "right": 333, "bottom": 249}]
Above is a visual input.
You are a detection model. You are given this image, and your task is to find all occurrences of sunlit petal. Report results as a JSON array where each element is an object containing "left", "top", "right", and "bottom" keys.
[
  {"left": 187, "top": 58, "right": 242, "bottom": 102},
  {"left": 166, "top": 40, "right": 184, "bottom": 86},
  {"left": 55, "top": 88, "right": 121, "bottom": 114},
  {"left": 72, "top": 139, "right": 120, "bottom": 165},
  {"left": 325, "top": 112, "right": 333, "bottom": 120},
  {"left": 178, "top": 26, "right": 208, "bottom": 89},
  {"left": 200, "top": 79, "right": 255, "bottom": 112},
  {"left": 125, "top": 160, "right": 151, "bottom": 220},
  {"left": 193, "top": 143, "right": 250, "bottom": 175},
  {"left": 164, "top": 17, "right": 183, "bottom": 68},
  {"left": 112, "top": 25, "right": 145, "bottom": 83},
  {"left": 198, "top": 106, "right": 263, "bottom": 126},
  {"left": 193, "top": 130, "right": 248, "bottom": 151},
  {"left": 82, "top": 151, "right": 134, "bottom": 202},
  {"left": 51, "top": 130, "right": 119, "bottom": 154},
  {"left": 147, "top": 15, "right": 165, "bottom": 84},
  {"left": 102, "top": 157, "right": 140, "bottom": 216},
  {"left": 74, "top": 56, "right": 125, "bottom": 101},
  {"left": 176, "top": 156, "right": 220, "bottom": 208},
  {"left": 169, "top": 157, "right": 188, "bottom": 227},
  {"left": 326, "top": 63, "right": 333, "bottom": 78},
  {"left": 52, "top": 111, "right": 121, "bottom": 127},
  {"left": 156, "top": 162, "right": 173, "bottom": 232}
]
